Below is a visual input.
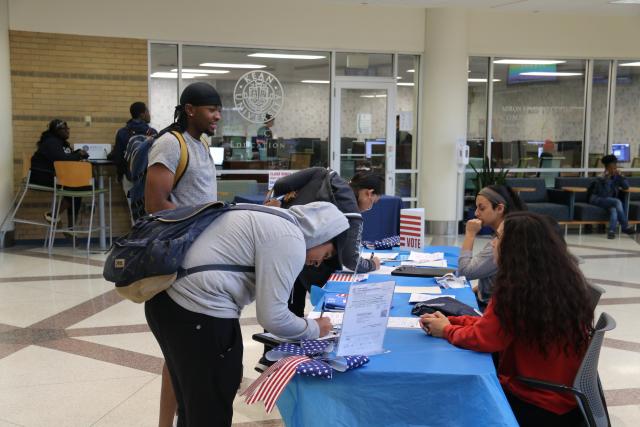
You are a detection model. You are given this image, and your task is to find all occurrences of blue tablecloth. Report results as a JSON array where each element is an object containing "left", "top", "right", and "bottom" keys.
[
  {"left": 277, "top": 246, "right": 517, "bottom": 427},
  {"left": 361, "top": 195, "right": 402, "bottom": 241}
]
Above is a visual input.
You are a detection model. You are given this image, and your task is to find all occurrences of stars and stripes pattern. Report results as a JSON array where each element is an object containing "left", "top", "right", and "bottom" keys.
[
  {"left": 242, "top": 340, "right": 370, "bottom": 413},
  {"left": 363, "top": 235, "right": 400, "bottom": 250},
  {"left": 328, "top": 273, "right": 368, "bottom": 282},
  {"left": 400, "top": 213, "right": 422, "bottom": 246}
]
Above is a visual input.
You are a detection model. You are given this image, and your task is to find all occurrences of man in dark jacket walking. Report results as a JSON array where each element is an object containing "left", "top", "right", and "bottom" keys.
[
  {"left": 111, "top": 102, "right": 157, "bottom": 198},
  {"left": 589, "top": 154, "right": 636, "bottom": 239}
]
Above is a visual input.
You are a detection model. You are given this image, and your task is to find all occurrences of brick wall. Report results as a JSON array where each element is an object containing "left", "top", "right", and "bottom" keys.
[{"left": 9, "top": 30, "right": 148, "bottom": 240}]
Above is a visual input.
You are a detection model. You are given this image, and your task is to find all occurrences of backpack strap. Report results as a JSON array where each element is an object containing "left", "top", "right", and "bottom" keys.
[
  {"left": 170, "top": 131, "right": 189, "bottom": 189},
  {"left": 176, "top": 264, "right": 255, "bottom": 280}
]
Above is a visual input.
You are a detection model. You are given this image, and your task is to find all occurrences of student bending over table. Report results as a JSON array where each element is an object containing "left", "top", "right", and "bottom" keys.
[
  {"left": 422, "top": 211, "right": 593, "bottom": 427},
  {"left": 458, "top": 185, "right": 525, "bottom": 310},
  {"left": 145, "top": 202, "right": 347, "bottom": 427}
]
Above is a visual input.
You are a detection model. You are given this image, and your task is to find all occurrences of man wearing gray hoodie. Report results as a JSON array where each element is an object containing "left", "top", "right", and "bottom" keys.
[{"left": 145, "top": 201, "right": 349, "bottom": 427}]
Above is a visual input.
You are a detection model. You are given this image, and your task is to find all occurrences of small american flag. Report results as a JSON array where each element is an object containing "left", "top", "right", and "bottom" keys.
[{"left": 328, "top": 273, "right": 368, "bottom": 282}]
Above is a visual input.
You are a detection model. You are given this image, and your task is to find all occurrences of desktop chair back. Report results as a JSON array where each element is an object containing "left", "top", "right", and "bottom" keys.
[
  {"left": 53, "top": 161, "right": 93, "bottom": 188},
  {"left": 573, "top": 312, "right": 615, "bottom": 427}
]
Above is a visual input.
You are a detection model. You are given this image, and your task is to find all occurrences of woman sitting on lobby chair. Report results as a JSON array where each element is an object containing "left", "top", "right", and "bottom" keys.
[
  {"left": 458, "top": 185, "right": 526, "bottom": 310},
  {"left": 30, "top": 119, "right": 89, "bottom": 227},
  {"left": 422, "top": 211, "right": 593, "bottom": 427}
]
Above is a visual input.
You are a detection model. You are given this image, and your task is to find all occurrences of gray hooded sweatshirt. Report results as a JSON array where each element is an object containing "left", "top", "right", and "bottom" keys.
[{"left": 167, "top": 201, "right": 349, "bottom": 340}]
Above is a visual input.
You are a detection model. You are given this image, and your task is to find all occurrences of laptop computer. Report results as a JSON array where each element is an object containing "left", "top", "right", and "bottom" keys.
[{"left": 74, "top": 143, "right": 112, "bottom": 160}]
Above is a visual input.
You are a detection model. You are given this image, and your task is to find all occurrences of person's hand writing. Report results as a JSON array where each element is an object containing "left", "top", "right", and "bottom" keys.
[
  {"left": 420, "top": 311, "right": 450, "bottom": 338},
  {"left": 315, "top": 317, "right": 333, "bottom": 337},
  {"left": 465, "top": 219, "right": 483, "bottom": 236}
]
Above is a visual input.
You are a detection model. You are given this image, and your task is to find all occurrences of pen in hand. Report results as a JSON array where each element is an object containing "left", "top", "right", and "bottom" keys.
[{"left": 370, "top": 252, "right": 375, "bottom": 260}]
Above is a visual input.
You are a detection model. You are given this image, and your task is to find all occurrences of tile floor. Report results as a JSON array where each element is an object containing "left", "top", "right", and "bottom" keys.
[{"left": 0, "top": 232, "right": 639, "bottom": 426}]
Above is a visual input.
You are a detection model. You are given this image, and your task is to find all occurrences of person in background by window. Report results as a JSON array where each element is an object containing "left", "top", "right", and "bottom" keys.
[
  {"left": 111, "top": 101, "right": 157, "bottom": 198},
  {"left": 30, "top": 119, "right": 88, "bottom": 227},
  {"left": 422, "top": 211, "right": 593, "bottom": 427},
  {"left": 589, "top": 154, "right": 636, "bottom": 239}
]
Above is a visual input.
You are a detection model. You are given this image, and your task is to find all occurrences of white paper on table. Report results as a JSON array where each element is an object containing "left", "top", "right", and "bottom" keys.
[
  {"left": 369, "top": 253, "right": 399, "bottom": 261},
  {"left": 387, "top": 317, "right": 422, "bottom": 329},
  {"left": 370, "top": 265, "right": 397, "bottom": 275},
  {"left": 336, "top": 281, "right": 395, "bottom": 357},
  {"left": 307, "top": 311, "right": 344, "bottom": 325},
  {"left": 407, "top": 251, "right": 444, "bottom": 263},
  {"left": 401, "top": 260, "right": 448, "bottom": 268},
  {"left": 409, "top": 293, "right": 456, "bottom": 303},
  {"left": 394, "top": 286, "right": 442, "bottom": 294}
]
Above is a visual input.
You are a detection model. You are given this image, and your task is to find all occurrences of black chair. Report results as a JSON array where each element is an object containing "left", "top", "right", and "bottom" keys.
[
  {"left": 518, "top": 312, "right": 615, "bottom": 427},
  {"left": 505, "top": 178, "right": 572, "bottom": 221},
  {"left": 624, "top": 177, "right": 640, "bottom": 221},
  {"left": 555, "top": 177, "right": 610, "bottom": 224}
]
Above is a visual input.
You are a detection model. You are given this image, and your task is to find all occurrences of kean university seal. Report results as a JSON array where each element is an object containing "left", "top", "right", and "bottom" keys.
[{"left": 234, "top": 70, "right": 284, "bottom": 123}]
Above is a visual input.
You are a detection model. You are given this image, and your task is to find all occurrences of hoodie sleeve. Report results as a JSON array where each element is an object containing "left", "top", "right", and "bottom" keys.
[
  {"left": 272, "top": 167, "right": 325, "bottom": 196},
  {"left": 457, "top": 240, "right": 497, "bottom": 280},
  {"left": 41, "top": 137, "right": 84, "bottom": 162},
  {"left": 254, "top": 233, "right": 320, "bottom": 340}
]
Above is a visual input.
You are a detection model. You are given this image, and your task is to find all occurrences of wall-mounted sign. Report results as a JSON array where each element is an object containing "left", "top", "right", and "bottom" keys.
[{"left": 234, "top": 70, "right": 284, "bottom": 123}]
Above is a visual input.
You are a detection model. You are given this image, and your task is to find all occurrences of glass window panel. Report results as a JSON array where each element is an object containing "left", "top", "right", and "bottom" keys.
[
  {"left": 180, "top": 45, "right": 330, "bottom": 177},
  {"left": 492, "top": 58, "right": 586, "bottom": 172},
  {"left": 613, "top": 60, "right": 640, "bottom": 169},
  {"left": 336, "top": 53, "right": 393, "bottom": 77},
  {"left": 396, "top": 54, "right": 419, "bottom": 171},
  {"left": 466, "top": 57, "right": 489, "bottom": 198},
  {"left": 589, "top": 60, "right": 610, "bottom": 169},
  {"left": 149, "top": 43, "right": 178, "bottom": 132},
  {"left": 395, "top": 173, "right": 416, "bottom": 199}
]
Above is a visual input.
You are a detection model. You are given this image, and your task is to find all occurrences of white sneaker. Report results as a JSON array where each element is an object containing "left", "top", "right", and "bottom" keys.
[{"left": 43, "top": 212, "right": 61, "bottom": 224}]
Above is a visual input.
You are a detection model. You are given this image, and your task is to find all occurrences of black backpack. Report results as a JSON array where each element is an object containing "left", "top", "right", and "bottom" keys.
[{"left": 103, "top": 202, "right": 295, "bottom": 303}]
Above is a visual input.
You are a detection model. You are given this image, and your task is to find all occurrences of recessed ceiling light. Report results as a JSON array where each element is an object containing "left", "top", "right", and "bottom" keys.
[
  {"left": 397, "top": 82, "right": 415, "bottom": 86},
  {"left": 494, "top": 59, "right": 566, "bottom": 65},
  {"left": 468, "top": 78, "right": 501, "bottom": 83},
  {"left": 199, "top": 62, "right": 266, "bottom": 69},
  {"left": 300, "top": 80, "right": 330, "bottom": 84},
  {"left": 249, "top": 53, "right": 325, "bottom": 60},
  {"left": 396, "top": 76, "right": 403, "bottom": 80},
  {"left": 360, "top": 94, "right": 387, "bottom": 98},
  {"left": 520, "top": 72, "right": 582, "bottom": 77},
  {"left": 619, "top": 61, "right": 640, "bottom": 66},
  {"left": 609, "top": 0, "right": 640, "bottom": 4},
  {"left": 407, "top": 69, "right": 415, "bottom": 73},
  {"left": 151, "top": 72, "right": 206, "bottom": 79},
  {"left": 170, "top": 68, "right": 230, "bottom": 74}
]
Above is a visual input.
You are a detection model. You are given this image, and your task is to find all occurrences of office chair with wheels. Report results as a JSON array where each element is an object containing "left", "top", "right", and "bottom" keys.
[{"left": 518, "top": 312, "right": 615, "bottom": 427}]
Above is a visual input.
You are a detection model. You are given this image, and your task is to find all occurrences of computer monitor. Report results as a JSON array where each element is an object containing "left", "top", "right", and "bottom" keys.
[
  {"left": 612, "top": 143, "right": 630, "bottom": 162},
  {"left": 209, "top": 147, "right": 225, "bottom": 165}
]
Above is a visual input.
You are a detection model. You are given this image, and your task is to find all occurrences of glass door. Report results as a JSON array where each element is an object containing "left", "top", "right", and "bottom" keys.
[{"left": 331, "top": 81, "right": 396, "bottom": 195}]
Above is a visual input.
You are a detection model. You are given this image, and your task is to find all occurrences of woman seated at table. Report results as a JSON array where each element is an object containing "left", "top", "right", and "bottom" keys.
[
  {"left": 458, "top": 185, "right": 525, "bottom": 310},
  {"left": 422, "top": 211, "right": 593, "bottom": 427},
  {"left": 30, "top": 119, "right": 89, "bottom": 227}
]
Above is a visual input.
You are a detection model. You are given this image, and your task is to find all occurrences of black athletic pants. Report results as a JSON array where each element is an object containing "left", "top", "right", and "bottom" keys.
[
  {"left": 145, "top": 291, "right": 243, "bottom": 427},
  {"left": 505, "top": 390, "right": 584, "bottom": 427}
]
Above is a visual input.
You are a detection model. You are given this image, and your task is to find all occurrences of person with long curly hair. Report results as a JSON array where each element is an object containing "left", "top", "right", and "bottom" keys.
[
  {"left": 458, "top": 185, "right": 526, "bottom": 310},
  {"left": 422, "top": 211, "right": 594, "bottom": 427}
]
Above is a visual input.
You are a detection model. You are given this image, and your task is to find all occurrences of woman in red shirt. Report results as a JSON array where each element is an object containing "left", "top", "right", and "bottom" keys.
[{"left": 422, "top": 211, "right": 593, "bottom": 427}]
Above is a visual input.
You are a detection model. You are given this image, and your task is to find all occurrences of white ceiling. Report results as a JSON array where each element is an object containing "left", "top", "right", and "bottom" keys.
[{"left": 322, "top": 0, "right": 640, "bottom": 16}]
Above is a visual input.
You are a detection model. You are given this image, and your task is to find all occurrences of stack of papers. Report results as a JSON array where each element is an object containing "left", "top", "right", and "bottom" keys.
[
  {"left": 370, "top": 265, "right": 397, "bottom": 275},
  {"left": 387, "top": 317, "right": 422, "bottom": 329},
  {"left": 402, "top": 251, "right": 448, "bottom": 267},
  {"left": 368, "top": 253, "right": 399, "bottom": 263},
  {"left": 308, "top": 311, "right": 344, "bottom": 324}
]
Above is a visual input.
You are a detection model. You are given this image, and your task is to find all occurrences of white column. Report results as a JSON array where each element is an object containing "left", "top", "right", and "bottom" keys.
[
  {"left": 0, "top": 0, "right": 14, "bottom": 245},
  {"left": 418, "top": 8, "right": 468, "bottom": 235}
]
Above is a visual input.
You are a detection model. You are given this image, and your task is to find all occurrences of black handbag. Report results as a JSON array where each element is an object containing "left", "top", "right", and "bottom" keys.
[{"left": 411, "top": 297, "right": 480, "bottom": 317}]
